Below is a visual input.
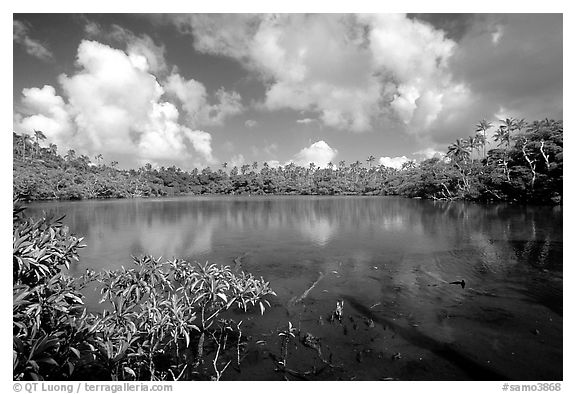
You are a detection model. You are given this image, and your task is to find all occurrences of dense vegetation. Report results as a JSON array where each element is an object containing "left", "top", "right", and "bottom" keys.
[
  {"left": 13, "top": 202, "right": 275, "bottom": 380},
  {"left": 13, "top": 118, "right": 562, "bottom": 204}
]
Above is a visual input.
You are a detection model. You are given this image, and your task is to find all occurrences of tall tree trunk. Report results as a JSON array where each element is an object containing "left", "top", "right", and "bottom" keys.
[
  {"left": 521, "top": 139, "right": 537, "bottom": 190},
  {"left": 195, "top": 332, "right": 205, "bottom": 368},
  {"left": 483, "top": 130, "right": 487, "bottom": 159},
  {"left": 539, "top": 140, "right": 550, "bottom": 170}
]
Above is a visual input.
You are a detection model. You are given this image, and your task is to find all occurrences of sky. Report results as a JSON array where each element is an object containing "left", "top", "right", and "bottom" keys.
[{"left": 12, "top": 13, "right": 563, "bottom": 170}]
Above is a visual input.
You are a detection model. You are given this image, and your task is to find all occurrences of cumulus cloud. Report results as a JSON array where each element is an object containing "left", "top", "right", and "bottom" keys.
[
  {"left": 360, "top": 14, "right": 471, "bottom": 133},
  {"left": 413, "top": 147, "right": 445, "bottom": 160},
  {"left": 265, "top": 159, "right": 281, "bottom": 168},
  {"left": 15, "top": 85, "right": 73, "bottom": 146},
  {"left": 84, "top": 20, "right": 101, "bottom": 36},
  {"left": 13, "top": 20, "right": 53, "bottom": 61},
  {"left": 170, "top": 14, "right": 468, "bottom": 134},
  {"left": 427, "top": 14, "right": 562, "bottom": 145},
  {"left": 82, "top": 19, "right": 242, "bottom": 130},
  {"left": 137, "top": 102, "right": 214, "bottom": 163},
  {"left": 171, "top": 14, "right": 258, "bottom": 60},
  {"left": 14, "top": 40, "right": 215, "bottom": 167},
  {"left": 293, "top": 140, "right": 337, "bottom": 168},
  {"left": 164, "top": 73, "right": 243, "bottom": 126},
  {"left": 84, "top": 21, "right": 168, "bottom": 74},
  {"left": 378, "top": 156, "right": 410, "bottom": 169}
]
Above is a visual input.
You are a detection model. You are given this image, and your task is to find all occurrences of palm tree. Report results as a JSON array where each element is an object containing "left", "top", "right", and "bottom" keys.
[
  {"left": 474, "top": 133, "right": 486, "bottom": 157},
  {"left": 366, "top": 155, "right": 376, "bottom": 168},
  {"left": 475, "top": 120, "right": 492, "bottom": 159},
  {"left": 515, "top": 118, "right": 527, "bottom": 133},
  {"left": 401, "top": 160, "right": 417, "bottom": 170},
  {"left": 48, "top": 143, "right": 58, "bottom": 156},
  {"left": 350, "top": 160, "right": 362, "bottom": 183},
  {"left": 21, "top": 134, "right": 32, "bottom": 160},
  {"left": 240, "top": 164, "right": 250, "bottom": 175},
  {"left": 222, "top": 162, "right": 228, "bottom": 169},
  {"left": 447, "top": 139, "right": 470, "bottom": 163},
  {"left": 64, "top": 149, "right": 76, "bottom": 162},
  {"left": 252, "top": 161, "right": 258, "bottom": 171},
  {"left": 492, "top": 118, "right": 520, "bottom": 182},
  {"left": 95, "top": 154, "right": 103, "bottom": 166},
  {"left": 494, "top": 126, "right": 510, "bottom": 148},
  {"left": 494, "top": 118, "right": 517, "bottom": 149},
  {"left": 466, "top": 136, "right": 481, "bottom": 158},
  {"left": 285, "top": 162, "right": 296, "bottom": 178},
  {"left": 33, "top": 129, "right": 47, "bottom": 157}
]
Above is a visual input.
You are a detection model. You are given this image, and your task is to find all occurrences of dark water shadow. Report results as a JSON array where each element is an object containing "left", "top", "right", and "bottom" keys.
[{"left": 342, "top": 295, "right": 508, "bottom": 381}]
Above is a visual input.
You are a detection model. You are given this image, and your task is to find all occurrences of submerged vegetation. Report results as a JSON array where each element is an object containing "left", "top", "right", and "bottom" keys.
[
  {"left": 13, "top": 118, "right": 562, "bottom": 204},
  {"left": 13, "top": 203, "right": 275, "bottom": 381}
]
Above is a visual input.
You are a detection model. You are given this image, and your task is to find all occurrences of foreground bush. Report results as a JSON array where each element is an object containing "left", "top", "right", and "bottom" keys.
[{"left": 13, "top": 204, "right": 275, "bottom": 381}]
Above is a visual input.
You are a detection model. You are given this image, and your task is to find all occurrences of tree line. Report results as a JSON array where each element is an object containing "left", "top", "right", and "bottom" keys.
[{"left": 13, "top": 118, "right": 562, "bottom": 204}]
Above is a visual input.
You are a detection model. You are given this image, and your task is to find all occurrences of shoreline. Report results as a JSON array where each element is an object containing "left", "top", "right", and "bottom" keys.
[{"left": 18, "top": 191, "right": 562, "bottom": 207}]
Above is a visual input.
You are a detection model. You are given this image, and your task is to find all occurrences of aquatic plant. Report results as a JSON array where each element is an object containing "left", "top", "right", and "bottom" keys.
[
  {"left": 94, "top": 256, "right": 275, "bottom": 380},
  {"left": 13, "top": 202, "right": 92, "bottom": 380},
  {"left": 13, "top": 204, "right": 276, "bottom": 381},
  {"left": 277, "top": 321, "right": 298, "bottom": 368}
]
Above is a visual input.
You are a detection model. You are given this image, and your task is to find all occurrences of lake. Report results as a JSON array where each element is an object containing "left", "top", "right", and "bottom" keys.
[{"left": 24, "top": 196, "right": 563, "bottom": 380}]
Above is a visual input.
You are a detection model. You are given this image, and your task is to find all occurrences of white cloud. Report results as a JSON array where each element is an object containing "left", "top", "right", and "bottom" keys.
[
  {"left": 265, "top": 159, "right": 281, "bottom": 168},
  {"left": 164, "top": 73, "right": 243, "bottom": 126},
  {"left": 172, "top": 14, "right": 468, "bottom": 135},
  {"left": 229, "top": 154, "right": 245, "bottom": 168},
  {"left": 296, "top": 118, "right": 316, "bottom": 125},
  {"left": 171, "top": 14, "right": 258, "bottom": 60},
  {"left": 245, "top": 119, "right": 258, "bottom": 128},
  {"left": 378, "top": 156, "right": 410, "bottom": 169},
  {"left": 361, "top": 14, "right": 471, "bottom": 133},
  {"left": 137, "top": 102, "right": 214, "bottom": 163},
  {"left": 412, "top": 148, "right": 445, "bottom": 160},
  {"left": 15, "top": 85, "right": 73, "bottom": 147},
  {"left": 293, "top": 140, "right": 337, "bottom": 168},
  {"left": 491, "top": 25, "right": 504, "bottom": 45},
  {"left": 493, "top": 106, "right": 519, "bottom": 122},
  {"left": 84, "top": 21, "right": 168, "bottom": 74},
  {"left": 14, "top": 40, "right": 215, "bottom": 167},
  {"left": 84, "top": 21, "right": 101, "bottom": 36},
  {"left": 13, "top": 20, "right": 53, "bottom": 61},
  {"left": 263, "top": 143, "right": 278, "bottom": 155}
]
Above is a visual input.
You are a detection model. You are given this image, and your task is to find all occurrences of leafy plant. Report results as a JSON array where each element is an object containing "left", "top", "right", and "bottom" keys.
[{"left": 13, "top": 204, "right": 276, "bottom": 381}]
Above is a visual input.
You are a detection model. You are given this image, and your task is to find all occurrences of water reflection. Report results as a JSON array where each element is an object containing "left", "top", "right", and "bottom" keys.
[
  {"left": 24, "top": 196, "right": 562, "bottom": 380},
  {"left": 299, "top": 215, "right": 336, "bottom": 247},
  {"left": 25, "top": 196, "right": 562, "bottom": 280}
]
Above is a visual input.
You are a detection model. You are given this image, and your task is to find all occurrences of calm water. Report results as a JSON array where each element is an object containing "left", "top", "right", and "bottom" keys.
[{"left": 25, "top": 196, "right": 563, "bottom": 380}]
